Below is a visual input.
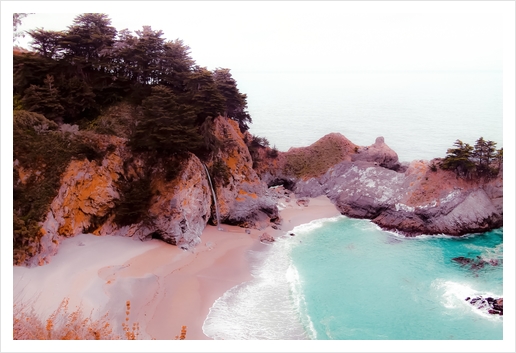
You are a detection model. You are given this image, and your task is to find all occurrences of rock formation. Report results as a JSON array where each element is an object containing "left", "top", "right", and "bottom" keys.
[
  {"left": 16, "top": 125, "right": 503, "bottom": 266},
  {"left": 22, "top": 117, "right": 280, "bottom": 266},
  {"left": 208, "top": 117, "right": 278, "bottom": 229},
  {"left": 255, "top": 135, "right": 502, "bottom": 236}
]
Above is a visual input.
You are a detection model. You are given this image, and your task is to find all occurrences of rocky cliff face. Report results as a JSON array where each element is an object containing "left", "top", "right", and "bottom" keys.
[
  {"left": 23, "top": 117, "right": 279, "bottom": 266},
  {"left": 208, "top": 117, "right": 278, "bottom": 229},
  {"left": 30, "top": 136, "right": 214, "bottom": 266},
  {"left": 295, "top": 157, "right": 503, "bottom": 236},
  {"left": 19, "top": 125, "right": 503, "bottom": 266}
]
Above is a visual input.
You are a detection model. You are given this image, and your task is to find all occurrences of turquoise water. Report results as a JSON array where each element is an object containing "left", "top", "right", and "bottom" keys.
[
  {"left": 202, "top": 217, "right": 503, "bottom": 340},
  {"left": 291, "top": 217, "right": 503, "bottom": 340},
  {"left": 202, "top": 70, "right": 504, "bottom": 340}
]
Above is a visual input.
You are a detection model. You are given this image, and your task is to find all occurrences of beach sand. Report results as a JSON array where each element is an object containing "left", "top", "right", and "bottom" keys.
[{"left": 13, "top": 195, "right": 341, "bottom": 340}]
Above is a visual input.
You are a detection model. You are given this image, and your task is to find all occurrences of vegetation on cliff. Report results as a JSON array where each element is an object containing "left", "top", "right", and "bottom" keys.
[
  {"left": 438, "top": 137, "right": 502, "bottom": 178},
  {"left": 13, "top": 13, "right": 253, "bottom": 264},
  {"left": 13, "top": 111, "right": 109, "bottom": 264}
]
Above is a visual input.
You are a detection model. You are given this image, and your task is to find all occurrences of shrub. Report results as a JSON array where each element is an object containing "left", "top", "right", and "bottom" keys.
[
  {"left": 113, "top": 176, "right": 153, "bottom": 227},
  {"left": 13, "top": 110, "right": 108, "bottom": 264},
  {"left": 211, "top": 159, "right": 231, "bottom": 186},
  {"left": 13, "top": 298, "right": 186, "bottom": 340}
]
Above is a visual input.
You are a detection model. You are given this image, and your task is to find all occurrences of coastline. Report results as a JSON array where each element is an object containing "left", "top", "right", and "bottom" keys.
[{"left": 13, "top": 195, "right": 341, "bottom": 340}]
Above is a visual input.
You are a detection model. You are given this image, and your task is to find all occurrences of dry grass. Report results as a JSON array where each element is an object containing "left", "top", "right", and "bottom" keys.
[
  {"left": 13, "top": 298, "right": 188, "bottom": 340},
  {"left": 284, "top": 133, "right": 357, "bottom": 179},
  {"left": 13, "top": 298, "right": 119, "bottom": 340}
]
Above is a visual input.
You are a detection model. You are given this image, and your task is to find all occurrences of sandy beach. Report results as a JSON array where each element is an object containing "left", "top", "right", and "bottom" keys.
[{"left": 13, "top": 194, "right": 341, "bottom": 340}]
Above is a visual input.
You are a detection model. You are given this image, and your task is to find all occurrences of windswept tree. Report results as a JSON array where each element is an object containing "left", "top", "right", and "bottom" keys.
[
  {"left": 183, "top": 66, "right": 226, "bottom": 124},
  {"left": 441, "top": 137, "right": 502, "bottom": 178},
  {"left": 27, "top": 29, "right": 64, "bottom": 59},
  {"left": 441, "top": 139, "right": 475, "bottom": 178},
  {"left": 472, "top": 137, "right": 497, "bottom": 176},
  {"left": 59, "top": 13, "right": 117, "bottom": 77}
]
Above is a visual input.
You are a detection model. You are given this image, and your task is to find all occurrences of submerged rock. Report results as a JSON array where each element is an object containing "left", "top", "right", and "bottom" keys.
[{"left": 466, "top": 296, "right": 503, "bottom": 315}]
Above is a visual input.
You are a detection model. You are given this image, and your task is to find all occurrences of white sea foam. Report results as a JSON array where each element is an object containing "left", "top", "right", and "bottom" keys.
[
  {"left": 432, "top": 279, "right": 502, "bottom": 320},
  {"left": 290, "top": 215, "right": 345, "bottom": 236},
  {"left": 202, "top": 237, "right": 310, "bottom": 340}
]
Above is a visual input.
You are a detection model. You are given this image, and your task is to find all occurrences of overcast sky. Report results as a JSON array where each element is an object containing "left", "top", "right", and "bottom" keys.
[{"left": 8, "top": 1, "right": 506, "bottom": 73}]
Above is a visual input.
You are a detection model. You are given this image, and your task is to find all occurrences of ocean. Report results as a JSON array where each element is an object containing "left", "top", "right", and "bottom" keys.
[
  {"left": 239, "top": 71, "right": 503, "bottom": 162},
  {"left": 201, "top": 71, "right": 505, "bottom": 340}
]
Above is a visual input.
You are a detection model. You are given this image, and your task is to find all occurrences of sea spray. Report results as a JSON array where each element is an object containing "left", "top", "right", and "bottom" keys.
[{"left": 202, "top": 164, "right": 223, "bottom": 230}]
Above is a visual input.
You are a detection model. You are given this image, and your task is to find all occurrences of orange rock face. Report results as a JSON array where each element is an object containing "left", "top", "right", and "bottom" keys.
[{"left": 208, "top": 117, "right": 278, "bottom": 229}]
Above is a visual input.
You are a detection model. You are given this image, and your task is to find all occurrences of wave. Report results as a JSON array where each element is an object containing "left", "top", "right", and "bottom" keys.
[
  {"left": 288, "top": 215, "right": 346, "bottom": 236},
  {"left": 432, "top": 279, "right": 502, "bottom": 321},
  {"left": 202, "top": 237, "right": 311, "bottom": 340}
]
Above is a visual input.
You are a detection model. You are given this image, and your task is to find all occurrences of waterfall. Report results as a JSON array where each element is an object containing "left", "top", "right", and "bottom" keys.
[{"left": 202, "top": 164, "right": 223, "bottom": 231}]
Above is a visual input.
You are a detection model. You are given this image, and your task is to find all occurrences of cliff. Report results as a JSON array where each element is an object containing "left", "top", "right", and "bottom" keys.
[
  {"left": 15, "top": 116, "right": 279, "bottom": 266},
  {"left": 14, "top": 119, "right": 503, "bottom": 266},
  {"left": 255, "top": 135, "right": 502, "bottom": 236}
]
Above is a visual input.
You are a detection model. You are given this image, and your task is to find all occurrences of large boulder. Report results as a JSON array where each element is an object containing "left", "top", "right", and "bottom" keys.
[{"left": 97, "top": 153, "right": 212, "bottom": 248}]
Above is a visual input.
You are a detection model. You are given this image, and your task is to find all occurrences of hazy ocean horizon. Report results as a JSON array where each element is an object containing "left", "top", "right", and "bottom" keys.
[
  {"left": 201, "top": 70, "right": 504, "bottom": 340},
  {"left": 240, "top": 70, "right": 503, "bottom": 163}
]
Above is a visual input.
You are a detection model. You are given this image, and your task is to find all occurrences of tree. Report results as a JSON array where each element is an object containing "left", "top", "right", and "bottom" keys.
[
  {"left": 183, "top": 66, "right": 226, "bottom": 124},
  {"left": 441, "top": 139, "right": 475, "bottom": 178},
  {"left": 27, "top": 29, "right": 64, "bottom": 59},
  {"left": 21, "top": 75, "right": 65, "bottom": 123},
  {"left": 158, "top": 39, "right": 195, "bottom": 91},
  {"left": 472, "top": 137, "right": 497, "bottom": 176},
  {"left": 13, "top": 13, "right": 33, "bottom": 43},
  {"left": 213, "top": 68, "right": 252, "bottom": 131},
  {"left": 495, "top": 148, "right": 503, "bottom": 172},
  {"left": 130, "top": 85, "right": 203, "bottom": 155},
  {"left": 60, "top": 13, "right": 117, "bottom": 77}
]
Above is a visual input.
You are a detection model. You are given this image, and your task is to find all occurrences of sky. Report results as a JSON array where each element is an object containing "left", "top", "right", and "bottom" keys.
[
  {"left": 2, "top": 1, "right": 515, "bottom": 352},
  {"left": 8, "top": 2, "right": 506, "bottom": 74}
]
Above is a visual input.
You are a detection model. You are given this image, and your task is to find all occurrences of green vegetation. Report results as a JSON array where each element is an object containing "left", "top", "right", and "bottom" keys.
[
  {"left": 440, "top": 137, "right": 502, "bottom": 178},
  {"left": 210, "top": 159, "right": 231, "bottom": 187},
  {"left": 14, "top": 13, "right": 251, "bottom": 132},
  {"left": 13, "top": 111, "right": 107, "bottom": 264},
  {"left": 13, "top": 13, "right": 254, "bottom": 264}
]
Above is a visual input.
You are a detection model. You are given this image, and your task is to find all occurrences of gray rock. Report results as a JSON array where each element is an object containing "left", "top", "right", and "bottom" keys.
[{"left": 351, "top": 136, "right": 400, "bottom": 170}]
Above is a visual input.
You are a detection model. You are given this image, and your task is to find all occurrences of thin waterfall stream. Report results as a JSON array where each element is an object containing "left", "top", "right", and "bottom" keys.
[{"left": 203, "top": 164, "right": 223, "bottom": 231}]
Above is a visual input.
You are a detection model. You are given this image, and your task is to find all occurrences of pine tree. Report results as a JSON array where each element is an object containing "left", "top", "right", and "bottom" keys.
[
  {"left": 21, "top": 75, "right": 65, "bottom": 123},
  {"left": 130, "top": 85, "right": 203, "bottom": 155},
  {"left": 441, "top": 139, "right": 475, "bottom": 178}
]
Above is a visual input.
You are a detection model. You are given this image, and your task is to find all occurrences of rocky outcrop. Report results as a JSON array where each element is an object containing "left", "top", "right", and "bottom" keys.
[
  {"left": 294, "top": 156, "right": 503, "bottom": 236},
  {"left": 254, "top": 132, "right": 358, "bottom": 187},
  {"left": 26, "top": 116, "right": 279, "bottom": 266},
  {"left": 465, "top": 296, "right": 503, "bottom": 316},
  {"left": 95, "top": 153, "right": 212, "bottom": 248},
  {"left": 209, "top": 117, "right": 278, "bottom": 229},
  {"left": 30, "top": 137, "right": 212, "bottom": 265},
  {"left": 351, "top": 136, "right": 400, "bottom": 170},
  {"left": 33, "top": 136, "right": 128, "bottom": 266}
]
